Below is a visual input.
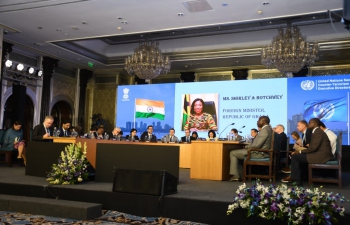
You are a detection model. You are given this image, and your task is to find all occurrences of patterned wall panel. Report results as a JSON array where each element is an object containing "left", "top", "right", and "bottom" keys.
[
  {"left": 152, "top": 77, "right": 181, "bottom": 84},
  {"left": 251, "top": 72, "right": 285, "bottom": 79},
  {"left": 198, "top": 75, "right": 231, "bottom": 82},
  {"left": 95, "top": 76, "right": 117, "bottom": 83},
  {"left": 311, "top": 68, "right": 350, "bottom": 76},
  {"left": 52, "top": 78, "right": 75, "bottom": 99},
  {"left": 92, "top": 88, "right": 116, "bottom": 132}
]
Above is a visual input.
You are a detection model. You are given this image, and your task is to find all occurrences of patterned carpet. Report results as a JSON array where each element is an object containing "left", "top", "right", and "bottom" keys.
[{"left": 0, "top": 210, "right": 206, "bottom": 225}]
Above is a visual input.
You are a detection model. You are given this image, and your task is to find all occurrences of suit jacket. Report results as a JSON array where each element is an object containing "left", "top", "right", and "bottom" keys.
[
  {"left": 125, "top": 135, "right": 140, "bottom": 141},
  {"left": 301, "top": 127, "right": 333, "bottom": 164},
  {"left": 246, "top": 125, "right": 272, "bottom": 150},
  {"left": 32, "top": 124, "right": 53, "bottom": 142},
  {"left": 163, "top": 135, "right": 179, "bottom": 143},
  {"left": 93, "top": 132, "right": 105, "bottom": 139},
  {"left": 181, "top": 136, "right": 196, "bottom": 143},
  {"left": 108, "top": 132, "right": 123, "bottom": 140},
  {"left": 274, "top": 132, "right": 288, "bottom": 151},
  {"left": 234, "top": 135, "right": 243, "bottom": 141},
  {"left": 140, "top": 132, "right": 157, "bottom": 142},
  {"left": 302, "top": 128, "right": 313, "bottom": 147},
  {"left": 58, "top": 128, "right": 71, "bottom": 137}
]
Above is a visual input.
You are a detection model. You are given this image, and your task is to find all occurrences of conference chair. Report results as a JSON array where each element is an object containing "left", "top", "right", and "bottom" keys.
[
  {"left": 308, "top": 132, "right": 342, "bottom": 189},
  {"left": 243, "top": 132, "right": 276, "bottom": 183},
  {"left": 278, "top": 136, "right": 290, "bottom": 170},
  {"left": 0, "top": 129, "right": 18, "bottom": 167},
  {"left": 203, "top": 101, "right": 217, "bottom": 125}
]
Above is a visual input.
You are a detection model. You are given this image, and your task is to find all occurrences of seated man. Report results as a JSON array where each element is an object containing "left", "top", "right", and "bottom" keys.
[
  {"left": 274, "top": 124, "right": 287, "bottom": 151},
  {"left": 58, "top": 121, "right": 71, "bottom": 137},
  {"left": 229, "top": 116, "right": 272, "bottom": 181},
  {"left": 94, "top": 126, "right": 105, "bottom": 139},
  {"left": 231, "top": 128, "right": 243, "bottom": 141},
  {"left": 281, "top": 118, "right": 333, "bottom": 185},
  {"left": 109, "top": 127, "right": 123, "bottom": 140},
  {"left": 32, "top": 116, "right": 54, "bottom": 142},
  {"left": 181, "top": 130, "right": 196, "bottom": 143},
  {"left": 140, "top": 125, "right": 157, "bottom": 142},
  {"left": 249, "top": 128, "right": 259, "bottom": 143},
  {"left": 163, "top": 128, "right": 179, "bottom": 143}
]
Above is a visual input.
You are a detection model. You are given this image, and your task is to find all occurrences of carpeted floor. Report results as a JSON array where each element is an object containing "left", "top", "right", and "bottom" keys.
[{"left": 0, "top": 210, "right": 206, "bottom": 225}]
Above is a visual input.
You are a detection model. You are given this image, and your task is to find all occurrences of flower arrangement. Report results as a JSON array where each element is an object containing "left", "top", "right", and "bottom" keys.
[
  {"left": 227, "top": 180, "right": 346, "bottom": 225},
  {"left": 47, "top": 142, "right": 90, "bottom": 185}
]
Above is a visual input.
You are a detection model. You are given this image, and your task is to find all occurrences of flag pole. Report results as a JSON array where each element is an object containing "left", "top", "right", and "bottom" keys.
[
  {"left": 347, "top": 92, "right": 350, "bottom": 144},
  {"left": 134, "top": 98, "right": 136, "bottom": 129}
]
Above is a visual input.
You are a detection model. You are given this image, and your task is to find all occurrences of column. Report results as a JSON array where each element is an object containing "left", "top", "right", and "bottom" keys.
[
  {"left": 40, "top": 56, "right": 59, "bottom": 122},
  {"left": 11, "top": 84, "right": 27, "bottom": 124},
  {"left": 232, "top": 69, "right": 248, "bottom": 80},
  {"left": 78, "top": 69, "right": 93, "bottom": 131},
  {"left": 0, "top": 41, "right": 13, "bottom": 129},
  {"left": 73, "top": 69, "right": 80, "bottom": 126}
]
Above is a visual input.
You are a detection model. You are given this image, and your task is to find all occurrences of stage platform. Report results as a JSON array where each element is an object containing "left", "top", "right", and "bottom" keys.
[{"left": 0, "top": 167, "right": 349, "bottom": 225}]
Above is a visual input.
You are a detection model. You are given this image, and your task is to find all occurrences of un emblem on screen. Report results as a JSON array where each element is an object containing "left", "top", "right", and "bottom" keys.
[
  {"left": 300, "top": 80, "right": 315, "bottom": 90},
  {"left": 122, "top": 88, "right": 129, "bottom": 101}
]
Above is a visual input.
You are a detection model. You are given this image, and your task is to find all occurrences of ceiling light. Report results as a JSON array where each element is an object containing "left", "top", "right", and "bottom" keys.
[
  {"left": 71, "top": 26, "right": 79, "bottom": 30},
  {"left": 177, "top": 13, "right": 184, "bottom": 16},
  {"left": 5, "top": 60, "right": 12, "bottom": 68},
  {"left": 258, "top": 10, "right": 263, "bottom": 14},
  {"left": 56, "top": 29, "right": 62, "bottom": 32},
  {"left": 117, "top": 17, "right": 123, "bottom": 20},
  {"left": 222, "top": 4, "right": 228, "bottom": 7},
  {"left": 27, "top": 67, "right": 35, "bottom": 74},
  {"left": 121, "top": 21, "right": 128, "bottom": 24},
  {"left": 263, "top": 2, "right": 269, "bottom": 5},
  {"left": 36, "top": 70, "right": 43, "bottom": 77},
  {"left": 82, "top": 21, "right": 87, "bottom": 24},
  {"left": 117, "top": 27, "right": 122, "bottom": 30},
  {"left": 16, "top": 63, "right": 24, "bottom": 71}
]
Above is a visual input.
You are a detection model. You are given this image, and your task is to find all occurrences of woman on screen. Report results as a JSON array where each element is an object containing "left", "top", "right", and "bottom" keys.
[
  {"left": 3, "top": 121, "right": 26, "bottom": 165},
  {"left": 206, "top": 130, "right": 217, "bottom": 141},
  {"left": 183, "top": 98, "right": 217, "bottom": 131}
]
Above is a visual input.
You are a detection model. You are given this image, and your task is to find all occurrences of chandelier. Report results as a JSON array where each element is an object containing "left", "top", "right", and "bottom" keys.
[
  {"left": 261, "top": 22, "right": 319, "bottom": 77},
  {"left": 125, "top": 41, "right": 170, "bottom": 83}
]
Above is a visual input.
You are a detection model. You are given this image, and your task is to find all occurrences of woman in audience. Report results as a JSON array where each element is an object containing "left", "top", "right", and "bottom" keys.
[
  {"left": 291, "top": 131, "right": 302, "bottom": 150},
  {"left": 206, "top": 129, "right": 217, "bottom": 141},
  {"left": 3, "top": 121, "right": 26, "bottom": 165}
]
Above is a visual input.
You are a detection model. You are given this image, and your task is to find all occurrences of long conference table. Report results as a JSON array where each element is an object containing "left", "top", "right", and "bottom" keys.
[{"left": 27, "top": 137, "right": 244, "bottom": 181}]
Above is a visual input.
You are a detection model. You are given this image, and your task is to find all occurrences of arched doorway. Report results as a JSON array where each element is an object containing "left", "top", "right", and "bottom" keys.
[
  {"left": 3, "top": 94, "right": 34, "bottom": 142},
  {"left": 51, "top": 101, "right": 72, "bottom": 129}
]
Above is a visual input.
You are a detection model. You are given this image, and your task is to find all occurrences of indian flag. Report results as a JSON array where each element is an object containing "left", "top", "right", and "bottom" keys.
[{"left": 135, "top": 99, "right": 165, "bottom": 120}]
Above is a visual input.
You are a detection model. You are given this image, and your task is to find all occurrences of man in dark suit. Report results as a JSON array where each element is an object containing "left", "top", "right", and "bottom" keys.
[
  {"left": 140, "top": 125, "right": 157, "bottom": 142},
  {"left": 229, "top": 116, "right": 273, "bottom": 181},
  {"left": 58, "top": 121, "right": 71, "bottom": 137},
  {"left": 32, "top": 116, "right": 54, "bottom": 141},
  {"left": 108, "top": 127, "right": 123, "bottom": 140},
  {"left": 281, "top": 118, "right": 333, "bottom": 185},
  {"left": 297, "top": 120, "right": 312, "bottom": 148},
  {"left": 181, "top": 130, "right": 196, "bottom": 143},
  {"left": 274, "top": 124, "right": 288, "bottom": 151}
]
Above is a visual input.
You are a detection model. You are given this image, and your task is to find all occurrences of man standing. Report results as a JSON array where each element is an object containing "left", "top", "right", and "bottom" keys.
[
  {"left": 181, "top": 130, "right": 196, "bottom": 143},
  {"left": 140, "top": 125, "right": 157, "bottom": 142},
  {"left": 58, "top": 121, "right": 71, "bottom": 137},
  {"left": 163, "top": 128, "right": 179, "bottom": 143},
  {"left": 281, "top": 118, "right": 333, "bottom": 185},
  {"left": 32, "top": 116, "right": 54, "bottom": 141},
  {"left": 229, "top": 116, "right": 273, "bottom": 181},
  {"left": 319, "top": 122, "right": 337, "bottom": 156}
]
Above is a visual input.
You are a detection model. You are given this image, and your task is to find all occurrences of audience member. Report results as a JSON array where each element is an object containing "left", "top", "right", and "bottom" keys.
[{"left": 3, "top": 121, "right": 26, "bottom": 165}]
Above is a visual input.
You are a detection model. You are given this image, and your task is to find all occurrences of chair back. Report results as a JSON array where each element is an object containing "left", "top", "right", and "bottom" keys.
[
  {"left": 0, "top": 130, "right": 6, "bottom": 147},
  {"left": 203, "top": 101, "right": 217, "bottom": 126},
  {"left": 335, "top": 132, "right": 342, "bottom": 163}
]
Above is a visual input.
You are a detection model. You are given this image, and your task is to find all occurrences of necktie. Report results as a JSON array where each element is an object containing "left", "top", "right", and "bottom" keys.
[
  {"left": 302, "top": 133, "right": 305, "bottom": 147},
  {"left": 46, "top": 128, "right": 50, "bottom": 135},
  {"left": 170, "top": 136, "right": 172, "bottom": 142},
  {"left": 187, "top": 137, "right": 189, "bottom": 142},
  {"left": 65, "top": 130, "right": 67, "bottom": 136}
]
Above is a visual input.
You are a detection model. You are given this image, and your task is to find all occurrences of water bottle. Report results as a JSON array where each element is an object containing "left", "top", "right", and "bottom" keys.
[
  {"left": 53, "top": 127, "right": 57, "bottom": 137},
  {"left": 229, "top": 133, "right": 234, "bottom": 141},
  {"left": 104, "top": 132, "right": 109, "bottom": 140},
  {"left": 56, "top": 129, "right": 60, "bottom": 137}
]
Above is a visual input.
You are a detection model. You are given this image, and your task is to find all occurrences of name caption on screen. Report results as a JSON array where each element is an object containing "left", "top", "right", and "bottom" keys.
[{"left": 223, "top": 95, "right": 283, "bottom": 101}]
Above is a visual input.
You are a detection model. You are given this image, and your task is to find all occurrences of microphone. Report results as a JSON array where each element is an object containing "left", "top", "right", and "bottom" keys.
[
  {"left": 238, "top": 126, "right": 245, "bottom": 133},
  {"left": 219, "top": 123, "right": 235, "bottom": 139}
]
